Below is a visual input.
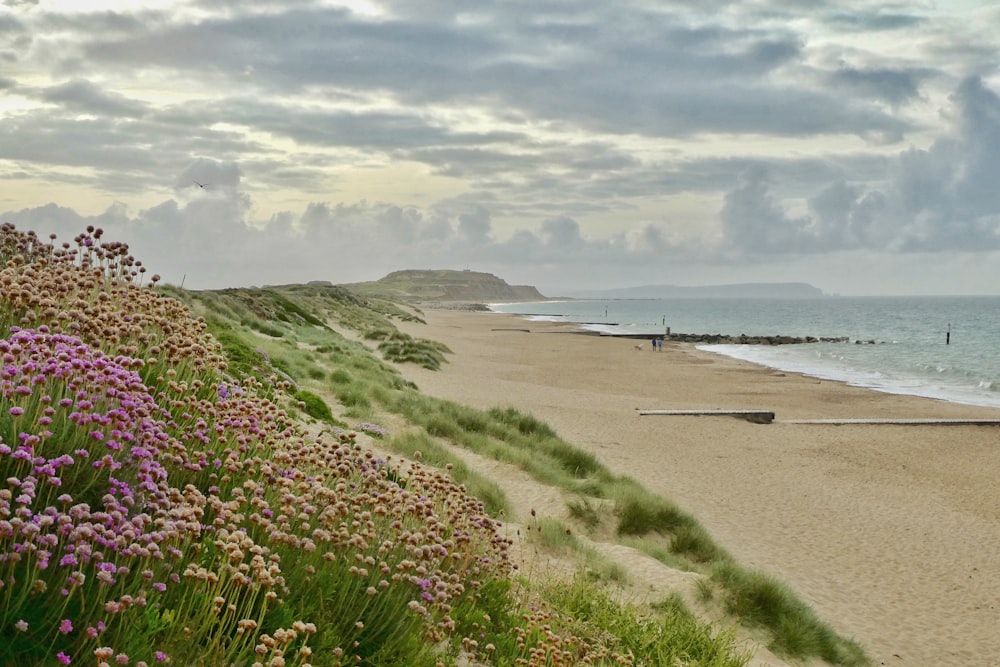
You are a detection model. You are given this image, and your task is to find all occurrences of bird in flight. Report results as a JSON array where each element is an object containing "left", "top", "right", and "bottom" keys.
[{"left": 193, "top": 180, "right": 208, "bottom": 189}]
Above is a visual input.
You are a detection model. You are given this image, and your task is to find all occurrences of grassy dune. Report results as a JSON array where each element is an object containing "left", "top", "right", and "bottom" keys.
[{"left": 0, "top": 223, "right": 867, "bottom": 666}]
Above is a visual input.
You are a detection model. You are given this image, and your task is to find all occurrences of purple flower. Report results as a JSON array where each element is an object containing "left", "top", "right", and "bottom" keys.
[
  {"left": 9, "top": 407, "right": 24, "bottom": 416},
  {"left": 57, "top": 652, "right": 71, "bottom": 665},
  {"left": 59, "top": 618, "right": 73, "bottom": 633}
]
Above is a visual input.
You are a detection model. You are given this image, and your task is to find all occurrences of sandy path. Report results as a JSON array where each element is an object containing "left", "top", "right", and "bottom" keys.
[{"left": 393, "top": 309, "right": 1000, "bottom": 667}]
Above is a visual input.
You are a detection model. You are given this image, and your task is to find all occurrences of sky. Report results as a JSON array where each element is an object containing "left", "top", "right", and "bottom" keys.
[{"left": 2, "top": 0, "right": 1000, "bottom": 296}]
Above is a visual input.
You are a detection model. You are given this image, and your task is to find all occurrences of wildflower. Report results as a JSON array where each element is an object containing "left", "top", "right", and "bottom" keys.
[
  {"left": 57, "top": 652, "right": 71, "bottom": 665},
  {"left": 59, "top": 618, "right": 74, "bottom": 633},
  {"left": 15, "top": 619, "right": 28, "bottom": 632}
]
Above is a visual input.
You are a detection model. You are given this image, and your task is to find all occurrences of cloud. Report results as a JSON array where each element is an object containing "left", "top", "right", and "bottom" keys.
[
  {"left": 2, "top": 1, "right": 1000, "bottom": 295},
  {"left": 826, "top": 65, "right": 927, "bottom": 108},
  {"left": 174, "top": 158, "right": 242, "bottom": 192},
  {"left": 41, "top": 79, "right": 148, "bottom": 117},
  {"left": 715, "top": 75, "right": 1000, "bottom": 256}
]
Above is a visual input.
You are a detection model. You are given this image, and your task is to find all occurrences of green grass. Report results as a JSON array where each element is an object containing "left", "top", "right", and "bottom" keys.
[
  {"left": 164, "top": 282, "right": 870, "bottom": 667},
  {"left": 535, "top": 574, "right": 753, "bottom": 667},
  {"left": 566, "top": 496, "right": 604, "bottom": 530},
  {"left": 293, "top": 388, "right": 336, "bottom": 423},
  {"left": 710, "top": 562, "right": 868, "bottom": 666}
]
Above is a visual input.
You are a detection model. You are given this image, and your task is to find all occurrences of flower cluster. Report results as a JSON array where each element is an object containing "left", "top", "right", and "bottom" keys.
[
  {"left": 0, "top": 223, "right": 513, "bottom": 666},
  {"left": 354, "top": 422, "right": 389, "bottom": 439}
]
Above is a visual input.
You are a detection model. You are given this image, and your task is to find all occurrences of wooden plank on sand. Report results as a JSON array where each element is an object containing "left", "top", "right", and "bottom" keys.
[
  {"left": 783, "top": 418, "right": 1000, "bottom": 426},
  {"left": 638, "top": 409, "right": 775, "bottom": 424}
]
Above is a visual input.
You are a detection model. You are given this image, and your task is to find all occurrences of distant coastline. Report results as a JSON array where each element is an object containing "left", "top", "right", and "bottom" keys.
[{"left": 560, "top": 282, "right": 825, "bottom": 300}]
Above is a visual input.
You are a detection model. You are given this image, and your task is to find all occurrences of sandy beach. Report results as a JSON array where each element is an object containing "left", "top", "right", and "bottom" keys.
[{"left": 393, "top": 308, "right": 1000, "bottom": 667}]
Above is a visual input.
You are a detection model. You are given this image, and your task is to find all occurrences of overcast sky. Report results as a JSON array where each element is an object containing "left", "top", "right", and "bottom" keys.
[{"left": 2, "top": 0, "right": 1000, "bottom": 295}]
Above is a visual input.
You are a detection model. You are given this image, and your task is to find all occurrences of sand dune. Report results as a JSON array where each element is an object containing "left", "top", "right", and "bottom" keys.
[{"left": 394, "top": 308, "right": 1000, "bottom": 667}]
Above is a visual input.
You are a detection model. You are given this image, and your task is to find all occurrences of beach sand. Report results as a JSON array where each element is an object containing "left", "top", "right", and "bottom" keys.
[{"left": 392, "top": 308, "right": 1000, "bottom": 667}]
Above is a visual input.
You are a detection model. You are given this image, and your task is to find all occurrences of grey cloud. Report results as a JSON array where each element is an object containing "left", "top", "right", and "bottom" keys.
[
  {"left": 827, "top": 66, "right": 927, "bottom": 107},
  {"left": 0, "top": 114, "right": 160, "bottom": 171},
  {"left": 174, "top": 159, "right": 242, "bottom": 192},
  {"left": 195, "top": 100, "right": 525, "bottom": 152},
  {"left": 716, "top": 76, "right": 1000, "bottom": 255},
  {"left": 540, "top": 216, "right": 585, "bottom": 248},
  {"left": 42, "top": 79, "right": 148, "bottom": 117},
  {"left": 457, "top": 208, "right": 493, "bottom": 245},
  {"left": 71, "top": 3, "right": 912, "bottom": 141},
  {"left": 0, "top": 100, "right": 270, "bottom": 195},
  {"left": 720, "top": 166, "right": 813, "bottom": 253},
  {"left": 825, "top": 10, "right": 926, "bottom": 32},
  {"left": 0, "top": 11, "right": 31, "bottom": 62}
]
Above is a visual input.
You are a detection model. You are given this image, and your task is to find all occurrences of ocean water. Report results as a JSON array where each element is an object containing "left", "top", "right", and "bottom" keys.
[{"left": 489, "top": 296, "right": 1000, "bottom": 408}]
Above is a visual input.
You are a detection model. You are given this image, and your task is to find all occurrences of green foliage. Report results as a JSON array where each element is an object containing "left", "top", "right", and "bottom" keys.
[
  {"left": 532, "top": 574, "right": 753, "bottom": 667},
  {"left": 566, "top": 496, "right": 603, "bottom": 530},
  {"left": 293, "top": 389, "right": 334, "bottom": 422},
  {"left": 210, "top": 326, "right": 274, "bottom": 383},
  {"left": 265, "top": 290, "right": 326, "bottom": 326},
  {"left": 711, "top": 562, "right": 869, "bottom": 665},
  {"left": 246, "top": 317, "right": 286, "bottom": 337},
  {"left": 376, "top": 332, "right": 450, "bottom": 370},
  {"left": 530, "top": 517, "right": 580, "bottom": 554},
  {"left": 486, "top": 406, "right": 558, "bottom": 438}
]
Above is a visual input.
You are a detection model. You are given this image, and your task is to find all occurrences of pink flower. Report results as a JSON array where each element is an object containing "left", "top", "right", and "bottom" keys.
[
  {"left": 57, "top": 652, "right": 71, "bottom": 665},
  {"left": 59, "top": 618, "right": 74, "bottom": 633}
]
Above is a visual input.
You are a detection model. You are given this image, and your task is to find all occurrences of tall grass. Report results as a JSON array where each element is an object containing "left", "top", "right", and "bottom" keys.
[
  {"left": 709, "top": 562, "right": 868, "bottom": 666},
  {"left": 532, "top": 574, "right": 754, "bottom": 667}
]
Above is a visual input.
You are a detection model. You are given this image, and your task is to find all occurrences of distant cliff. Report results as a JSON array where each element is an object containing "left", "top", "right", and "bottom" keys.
[
  {"left": 566, "top": 282, "right": 825, "bottom": 299},
  {"left": 342, "top": 269, "right": 546, "bottom": 302}
]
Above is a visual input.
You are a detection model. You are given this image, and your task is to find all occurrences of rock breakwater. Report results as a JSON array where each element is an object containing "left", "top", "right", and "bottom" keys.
[{"left": 667, "top": 333, "right": 849, "bottom": 345}]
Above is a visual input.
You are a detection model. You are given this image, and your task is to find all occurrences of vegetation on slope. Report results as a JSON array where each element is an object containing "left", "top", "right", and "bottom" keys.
[
  {"left": 0, "top": 222, "right": 867, "bottom": 666},
  {"left": 341, "top": 269, "right": 545, "bottom": 302}
]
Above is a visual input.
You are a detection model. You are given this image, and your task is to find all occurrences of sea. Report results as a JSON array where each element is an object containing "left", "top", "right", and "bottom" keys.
[{"left": 489, "top": 296, "right": 1000, "bottom": 409}]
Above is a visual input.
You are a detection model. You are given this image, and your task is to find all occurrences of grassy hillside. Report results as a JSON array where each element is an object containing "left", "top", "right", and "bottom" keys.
[
  {"left": 0, "top": 223, "right": 868, "bottom": 666},
  {"left": 340, "top": 269, "right": 546, "bottom": 302}
]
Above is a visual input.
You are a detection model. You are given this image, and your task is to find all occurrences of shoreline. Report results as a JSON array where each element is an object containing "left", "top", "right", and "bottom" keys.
[{"left": 395, "top": 307, "right": 1000, "bottom": 666}]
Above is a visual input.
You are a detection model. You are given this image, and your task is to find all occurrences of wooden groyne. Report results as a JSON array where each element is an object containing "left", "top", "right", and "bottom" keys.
[
  {"left": 638, "top": 409, "right": 776, "bottom": 424},
  {"left": 784, "top": 418, "right": 1000, "bottom": 426}
]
